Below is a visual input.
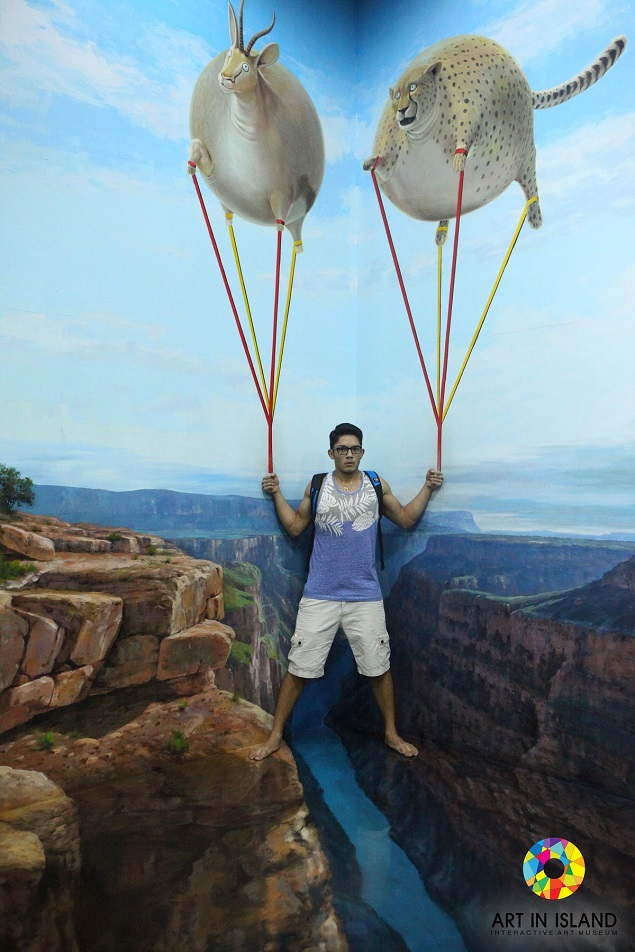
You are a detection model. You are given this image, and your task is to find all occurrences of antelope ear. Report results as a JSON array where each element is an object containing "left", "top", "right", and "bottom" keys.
[
  {"left": 389, "top": 87, "right": 394, "bottom": 99},
  {"left": 228, "top": 2, "right": 238, "bottom": 48},
  {"left": 255, "top": 42, "right": 279, "bottom": 67}
]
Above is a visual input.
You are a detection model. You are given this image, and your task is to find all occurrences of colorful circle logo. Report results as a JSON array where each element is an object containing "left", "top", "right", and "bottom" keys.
[{"left": 523, "top": 838, "right": 585, "bottom": 900}]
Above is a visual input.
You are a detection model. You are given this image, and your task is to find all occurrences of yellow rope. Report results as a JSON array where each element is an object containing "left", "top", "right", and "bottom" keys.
[
  {"left": 227, "top": 214, "right": 269, "bottom": 405},
  {"left": 442, "top": 197, "right": 538, "bottom": 422},
  {"left": 272, "top": 241, "right": 300, "bottom": 417},
  {"left": 435, "top": 223, "right": 448, "bottom": 411},
  {"left": 436, "top": 243, "right": 443, "bottom": 409}
]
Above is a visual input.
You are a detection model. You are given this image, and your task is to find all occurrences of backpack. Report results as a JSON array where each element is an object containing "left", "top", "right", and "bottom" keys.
[{"left": 307, "top": 470, "right": 384, "bottom": 571}]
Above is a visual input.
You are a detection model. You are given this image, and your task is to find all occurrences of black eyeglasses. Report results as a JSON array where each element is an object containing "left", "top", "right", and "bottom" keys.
[{"left": 333, "top": 445, "right": 363, "bottom": 456}]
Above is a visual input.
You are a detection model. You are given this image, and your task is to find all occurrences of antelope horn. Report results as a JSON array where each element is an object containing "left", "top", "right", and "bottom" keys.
[
  {"left": 238, "top": 0, "right": 245, "bottom": 51},
  {"left": 244, "top": 12, "right": 276, "bottom": 55}
]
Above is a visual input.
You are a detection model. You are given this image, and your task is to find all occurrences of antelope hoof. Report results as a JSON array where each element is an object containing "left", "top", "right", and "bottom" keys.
[
  {"left": 435, "top": 221, "right": 449, "bottom": 247},
  {"left": 188, "top": 138, "right": 213, "bottom": 177}
]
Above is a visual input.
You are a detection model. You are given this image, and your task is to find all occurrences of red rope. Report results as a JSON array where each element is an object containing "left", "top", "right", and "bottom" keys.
[
  {"left": 437, "top": 157, "right": 466, "bottom": 468},
  {"left": 370, "top": 161, "right": 439, "bottom": 425},
  {"left": 439, "top": 164, "right": 466, "bottom": 416},
  {"left": 189, "top": 164, "right": 270, "bottom": 424},
  {"left": 267, "top": 223, "right": 284, "bottom": 473}
]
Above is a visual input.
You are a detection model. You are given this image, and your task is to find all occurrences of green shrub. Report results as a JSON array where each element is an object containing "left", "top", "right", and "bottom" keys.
[
  {"left": 223, "top": 563, "right": 261, "bottom": 613},
  {"left": 223, "top": 587, "right": 255, "bottom": 612},
  {"left": 168, "top": 729, "right": 189, "bottom": 755},
  {"left": 231, "top": 691, "right": 241, "bottom": 703},
  {"left": 224, "top": 564, "right": 262, "bottom": 588},
  {"left": 229, "top": 641, "right": 253, "bottom": 667},
  {"left": 37, "top": 731, "right": 56, "bottom": 751},
  {"left": 106, "top": 532, "right": 123, "bottom": 542},
  {"left": 146, "top": 544, "right": 159, "bottom": 555},
  {"left": 261, "top": 633, "right": 280, "bottom": 661},
  {"left": 0, "top": 559, "right": 36, "bottom": 581},
  {"left": 177, "top": 700, "right": 188, "bottom": 711}
]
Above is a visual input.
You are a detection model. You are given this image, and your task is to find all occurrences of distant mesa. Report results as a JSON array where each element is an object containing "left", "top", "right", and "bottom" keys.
[
  {"left": 403, "top": 532, "right": 635, "bottom": 598},
  {"left": 31, "top": 485, "right": 477, "bottom": 538}
]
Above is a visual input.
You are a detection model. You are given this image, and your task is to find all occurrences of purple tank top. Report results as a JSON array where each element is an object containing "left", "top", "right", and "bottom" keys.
[{"left": 303, "top": 472, "right": 382, "bottom": 601}]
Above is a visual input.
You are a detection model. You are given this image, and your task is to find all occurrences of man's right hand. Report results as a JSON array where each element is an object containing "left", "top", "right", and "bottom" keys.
[{"left": 262, "top": 473, "right": 279, "bottom": 496}]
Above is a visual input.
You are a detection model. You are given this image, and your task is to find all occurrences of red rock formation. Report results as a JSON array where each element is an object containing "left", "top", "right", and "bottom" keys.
[
  {"left": 215, "top": 560, "right": 287, "bottom": 714},
  {"left": 327, "top": 547, "right": 635, "bottom": 951},
  {"left": 386, "top": 548, "right": 635, "bottom": 799},
  {"left": 0, "top": 766, "right": 80, "bottom": 952},
  {"left": 1, "top": 516, "right": 229, "bottom": 734},
  {"left": 0, "top": 524, "right": 55, "bottom": 562},
  {"left": 0, "top": 687, "right": 346, "bottom": 951},
  {"left": 0, "top": 513, "right": 347, "bottom": 951}
]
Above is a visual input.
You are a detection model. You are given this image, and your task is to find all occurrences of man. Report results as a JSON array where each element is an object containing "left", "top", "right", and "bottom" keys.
[{"left": 249, "top": 423, "right": 443, "bottom": 761}]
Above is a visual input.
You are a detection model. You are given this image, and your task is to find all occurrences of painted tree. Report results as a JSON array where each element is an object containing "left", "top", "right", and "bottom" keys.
[{"left": 0, "top": 465, "right": 35, "bottom": 515}]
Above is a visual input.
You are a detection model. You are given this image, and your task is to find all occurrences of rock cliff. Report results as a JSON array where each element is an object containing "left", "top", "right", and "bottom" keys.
[
  {"left": 327, "top": 535, "right": 635, "bottom": 952},
  {"left": 176, "top": 534, "right": 306, "bottom": 714},
  {"left": 0, "top": 766, "right": 80, "bottom": 952},
  {"left": 1, "top": 514, "right": 231, "bottom": 734},
  {"left": 0, "top": 690, "right": 345, "bottom": 952},
  {"left": 0, "top": 512, "right": 347, "bottom": 952},
  {"left": 386, "top": 540, "right": 635, "bottom": 797},
  {"left": 397, "top": 532, "right": 635, "bottom": 596}
]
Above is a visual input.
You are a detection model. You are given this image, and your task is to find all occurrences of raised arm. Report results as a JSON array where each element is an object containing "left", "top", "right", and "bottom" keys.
[
  {"left": 380, "top": 469, "right": 443, "bottom": 529},
  {"left": 262, "top": 473, "right": 312, "bottom": 538}
]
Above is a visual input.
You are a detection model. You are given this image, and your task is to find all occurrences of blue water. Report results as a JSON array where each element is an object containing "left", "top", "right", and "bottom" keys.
[{"left": 292, "top": 726, "right": 467, "bottom": 952}]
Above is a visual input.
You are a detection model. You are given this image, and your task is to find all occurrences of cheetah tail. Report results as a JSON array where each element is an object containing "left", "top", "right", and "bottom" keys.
[{"left": 531, "top": 35, "right": 626, "bottom": 110}]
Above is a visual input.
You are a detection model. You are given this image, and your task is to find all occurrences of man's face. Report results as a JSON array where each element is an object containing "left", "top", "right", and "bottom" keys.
[{"left": 328, "top": 434, "right": 364, "bottom": 475}]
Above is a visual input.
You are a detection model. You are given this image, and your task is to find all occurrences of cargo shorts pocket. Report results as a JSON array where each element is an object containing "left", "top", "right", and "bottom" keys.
[{"left": 288, "top": 632, "right": 302, "bottom": 656}]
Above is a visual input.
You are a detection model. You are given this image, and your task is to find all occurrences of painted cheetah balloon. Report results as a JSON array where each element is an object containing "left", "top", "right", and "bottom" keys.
[{"left": 364, "top": 34, "right": 626, "bottom": 233}]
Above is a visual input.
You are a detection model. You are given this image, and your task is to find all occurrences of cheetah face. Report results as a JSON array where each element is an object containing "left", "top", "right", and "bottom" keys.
[{"left": 390, "top": 62, "right": 441, "bottom": 134}]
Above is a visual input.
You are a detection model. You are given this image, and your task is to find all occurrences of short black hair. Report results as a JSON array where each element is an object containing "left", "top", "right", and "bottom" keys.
[{"left": 329, "top": 423, "right": 363, "bottom": 449}]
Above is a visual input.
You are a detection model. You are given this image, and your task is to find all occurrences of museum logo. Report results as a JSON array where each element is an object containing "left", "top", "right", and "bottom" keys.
[
  {"left": 522, "top": 837, "right": 585, "bottom": 900},
  {"left": 489, "top": 836, "right": 620, "bottom": 942}
]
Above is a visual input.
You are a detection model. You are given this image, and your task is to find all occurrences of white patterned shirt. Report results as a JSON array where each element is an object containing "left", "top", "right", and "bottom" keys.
[{"left": 304, "top": 472, "right": 382, "bottom": 601}]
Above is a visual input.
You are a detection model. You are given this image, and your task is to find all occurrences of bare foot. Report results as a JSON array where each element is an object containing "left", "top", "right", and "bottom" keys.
[
  {"left": 248, "top": 736, "right": 282, "bottom": 761},
  {"left": 385, "top": 733, "right": 418, "bottom": 757}
]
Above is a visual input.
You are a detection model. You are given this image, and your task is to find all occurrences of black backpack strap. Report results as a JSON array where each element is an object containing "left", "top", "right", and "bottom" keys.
[
  {"left": 306, "top": 473, "right": 327, "bottom": 570},
  {"left": 364, "top": 470, "right": 384, "bottom": 571},
  {"left": 310, "top": 473, "right": 327, "bottom": 520}
]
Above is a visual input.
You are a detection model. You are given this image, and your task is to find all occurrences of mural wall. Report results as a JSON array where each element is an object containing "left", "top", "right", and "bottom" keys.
[
  {"left": 1, "top": 0, "right": 632, "bottom": 539},
  {"left": 356, "top": 0, "right": 634, "bottom": 538},
  {"left": 2, "top": 4, "right": 634, "bottom": 951}
]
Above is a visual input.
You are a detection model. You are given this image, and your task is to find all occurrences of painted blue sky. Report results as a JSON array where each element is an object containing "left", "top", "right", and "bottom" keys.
[{"left": 1, "top": 0, "right": 633, "bottom": 534}]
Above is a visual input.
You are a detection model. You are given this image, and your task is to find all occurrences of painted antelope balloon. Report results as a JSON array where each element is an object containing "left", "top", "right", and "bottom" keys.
[
  {"left": 188, "top": 0, "right": 325, "bottom": 249},
  {"left": 364, "top": 34, "right": 626, "bottom": 234}
]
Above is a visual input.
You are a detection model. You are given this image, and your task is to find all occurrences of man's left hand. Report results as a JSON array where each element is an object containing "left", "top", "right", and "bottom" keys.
[{"left": 425, "top": 469, "right": 444, "bottom": 490}]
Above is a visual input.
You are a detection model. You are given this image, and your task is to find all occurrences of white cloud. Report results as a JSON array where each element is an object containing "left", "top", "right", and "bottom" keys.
[
  {"left": 320, "top": 112, "right": 354, "bottom": 164},
  {"left": 0, "top": 132, "right": 190, "bottom": 201},
  {"left": 480, "top": 0, "right": 608, "bottom": 66},
  {"left": 0, "top": 309, "right": 203, "bottom": 372},
  {"left": 536, "top": 111, "right": 635, "bottom": 220},
  {"left": 0, "top": 0, "right": 210, "bottom": 139}
]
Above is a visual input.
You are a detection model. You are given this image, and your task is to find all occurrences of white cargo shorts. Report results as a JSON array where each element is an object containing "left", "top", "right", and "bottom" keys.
[{"left": 287, "top": 596, "right": 390, "bottom": 679}]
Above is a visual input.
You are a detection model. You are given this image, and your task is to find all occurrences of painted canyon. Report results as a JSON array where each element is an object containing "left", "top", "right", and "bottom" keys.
[{"left": 1, "top": 492, "right": 634, "bottom": 951}]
